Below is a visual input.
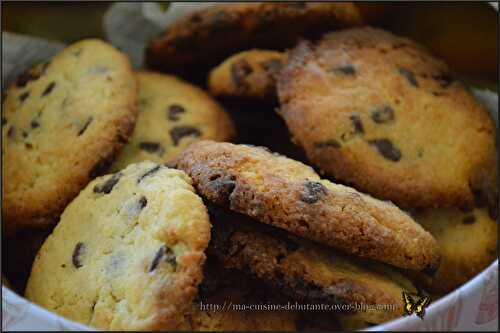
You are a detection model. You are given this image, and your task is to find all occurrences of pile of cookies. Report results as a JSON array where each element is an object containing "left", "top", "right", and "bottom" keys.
[{"left": 2, "top": 3, "right": 497, "bottom": 331}]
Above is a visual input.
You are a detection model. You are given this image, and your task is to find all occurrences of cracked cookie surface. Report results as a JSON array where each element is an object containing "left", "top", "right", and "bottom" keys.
[
  {"left": 208, "top": 50, "right": 286, "bottom": 99},
  {"left": 25, "top": 161, "right": 210, "bottom": 330},
  {"left": 111, "top": 71, "right": 235, "bottom": 172},
  {"left": 175, "top": 140, "right": 440, "bottom": 271},
  {"left": 277, "top": 26, "right": 497, "bottom": 209},
  {"left": 2, "top": 39, "right": 138, "bottom": 234},
  {"left": 207, "top": 205, "right": 417, "bottom": 324}
]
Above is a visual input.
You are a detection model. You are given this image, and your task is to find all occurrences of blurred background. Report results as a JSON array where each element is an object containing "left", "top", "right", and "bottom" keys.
[{"left": 1, "top": 2, "right": 498, "bottom": 89}]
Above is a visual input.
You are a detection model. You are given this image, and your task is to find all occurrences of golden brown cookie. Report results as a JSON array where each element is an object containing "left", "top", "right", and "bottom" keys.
[
  {"left": 111, "top": 71, "right": 235, "bottom": 171},
  {"left": 277, "top": 26, "right": 497, "bottom": 209},
  {"left": 208, "top": 50, "right": 286, "bottom": 99},
  {"left": 207, "top": 205, "right": 418, "bottom": 324},
  {"left": 412, "top": 207, "right": 498, "bottom": 294},
  {"left": 26, "top": 161, "right": 211, "bottom": 330},
  {"left": 175, "top": 140, "right": 440, "bottom": 271},
  {"left": 2, "top": 39, "right": 138, "bottom": 234},
  {"left": 146, "top": 3, "right": 363, "bottom": 74}
]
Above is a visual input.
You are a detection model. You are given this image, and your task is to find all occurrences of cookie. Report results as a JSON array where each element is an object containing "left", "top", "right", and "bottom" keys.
[
  {"left": 110, "top": 71, "right": 235, "bottom": 171},
  {"left": 208, "top": 50, "right": 286, "bottom": 99},
  {"left": 175, "top": 140, "right": 440, "bottom": 271},
  {"left": 146, "top": 3, "right": 363, "bottom": 74},
  {"left": 184, "top": 259, "right": 299, "bottom": 331},
  {"left": 25, "top": 161, "right": 211, "bottom": 330},
  {"left": 2, "top": 39, "right": 138, "bottom": 234},
  {"left": 207, "top": 205, "right": 417, "bottom": 324},
  {"left": 412, "top": 207, "right": 498, "bottom": 294},
  {"left": 277, "top": 26, "right": 497, "bottom": 209}
]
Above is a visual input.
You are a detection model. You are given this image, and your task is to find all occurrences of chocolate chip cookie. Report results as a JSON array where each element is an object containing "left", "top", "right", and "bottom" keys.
[
  {"left": 175, "top": 141, "right": 440, "bottom": 271},
  {"left": 25, "top": 161, "right": 211, "bottom": 330},
  {"left": 207, "top": 205, "right": 418, "bottom": 324},
  {"left": 110, "top": 71, "right": 235, "bottom": 171},
  {"left": 146, "top": 2, "right": 363, "bottom": 74},
  {"left": 412, "top": 207, "right": 498, "bottom": 294},
  {"left": 183, "top": 259, "right": 299, "bottom": 331},
  {"left": 2, "top": 39, "right": 138, "bottom": 234},
  {"left": 277, "top": 26, "right": 497, "bottom": 209},
  {"left": 208, "top": 50, "right": 286, "bottom": 99}
]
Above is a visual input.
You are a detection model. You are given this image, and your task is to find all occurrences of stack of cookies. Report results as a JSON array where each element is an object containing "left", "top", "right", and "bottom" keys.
[{"left": 2, "top": 3, "right": 497, "bottom": 331}]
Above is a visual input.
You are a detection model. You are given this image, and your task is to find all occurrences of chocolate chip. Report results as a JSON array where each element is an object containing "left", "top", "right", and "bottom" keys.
[
  {"left": 93, "top": 173, "right": 122, "bottom": 194},
  {"left": 462, "top": 215, "right": 476, "bottom": 224},
  {"left": 149, "top": 245, "right": 176, "bottom": 272},
  {"left": 422, "top": 262, "right": 439, "bottom": 276},
  {"left": 19, "top": 91, "right": 30, "bottom": 103},
  {"left": 22, "top": 131, "right": 28, "bottom": 138},
  {"left": 72, "top": 242, "right": 85, "bottom": 268},
  {"left": 168, "top": 104, "right": 186, "bottom": 121},
  {"left": 1, "top": 117, "right": 7, "bottom": 127},
  {"left": 208, "top": 175, "right": 237, "bottom": 204},
  {"left": 334, "top": 64, "right": 356, "bottom": 75},
  {"left": 260, "top": 58, "right": 283, "bottom": 77},
  {"left": 371, "top": 106, "right": 395, "bottom": 124},
  {"left": 170, "top": 126, "right": 201, "bottom": 146},
  {"left": 89, "top": 153, "right": 115, "bottom": 179},
  {"left": 369, "top": 139, "right": 402, "bottom": 162},
  {"left": 78, "top": 117, "right": 93, "bottom": 136},
  {"left": 398, "top": 67, "right": 419, "bottom": 87},
  {"left": 230, "top": 60, "right": 253, "bottom": 91},
  {"left": 301, "top": 181, "right": 327, "bottom": 204},
  {"left": 138, "top": 165, "right": 161, "bottom": 183},
  {"left": 314, "top": 139, "right": 341, "bottom": 149},
  {"left": 350, "top": 113, "right": 364, "bottom": 134},
  {"left": 139, "top": 142, "right": 163, "bottom": 154},
  {"left": 138, "top": 196, "right": 148, "bottom": 210},
  {"left": 30, "top": 119, "right": 39, "bottom": 129},
  {"left": 289, "top": 278, "right": 346, "bottom": 306},
  {"left": 41, "top": 81, "right": 56, "bottom": 97},
  {"left": 7, "top": 126, "right": 15, "bottom": 139},
  {"left": 432, "top": 73, "right": 454, "bottom": 88}
]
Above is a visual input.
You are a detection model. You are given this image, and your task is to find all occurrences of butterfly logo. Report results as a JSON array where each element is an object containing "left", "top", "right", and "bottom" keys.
[{"left": 402, "top": 291, "right": 431, "bottom": 320}]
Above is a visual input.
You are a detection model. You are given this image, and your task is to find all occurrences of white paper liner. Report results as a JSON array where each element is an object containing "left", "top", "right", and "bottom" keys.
[{"left": 1, "top": 3, "right": 498, "bottom": 331}]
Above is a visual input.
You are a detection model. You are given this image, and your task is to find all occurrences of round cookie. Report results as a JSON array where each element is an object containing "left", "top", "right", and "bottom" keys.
[
  {"left": 207, "top": 205, "right": 418, "bottom": 325},
  {"left": 277, "top": 26, "right": 497, "bottom": 209},
  {"left": 110, "top": 71, "right": 235, "bottom": 171},
  {"left": 2, "top": 39, "right": 138, "bottom": 234},
  {"left": 25, "top": 161, "right": 211, "bottom": 330},
  {"left": 175, "top": 140, "right": 440, "bottom": 271},
  {"left": 412, "top": 207, "right": 498, "bottom": 294},
  {"left": 146, "top": 3, "right": 363, "bottom": 74},
  {"left": 208, "top": 50, "right": 286, "bottom": 99}
]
